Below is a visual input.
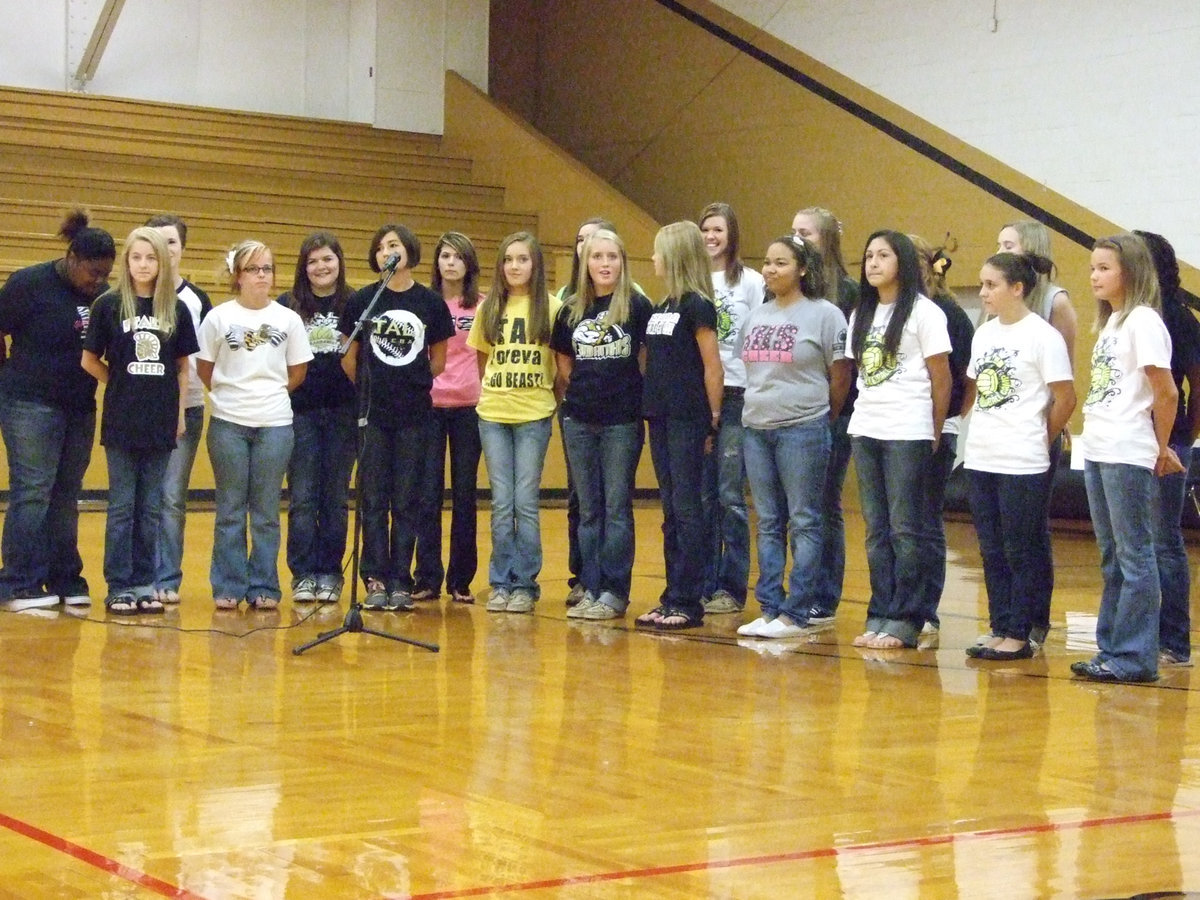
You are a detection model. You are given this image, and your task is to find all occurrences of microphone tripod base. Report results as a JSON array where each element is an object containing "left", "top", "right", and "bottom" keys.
[{"left": 292, "top": 601, "right": 440, "bottom": 655}]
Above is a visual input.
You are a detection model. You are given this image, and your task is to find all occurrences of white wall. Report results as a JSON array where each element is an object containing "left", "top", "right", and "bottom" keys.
[
  {"left": 710, "top": 0, "right": 1200, "bottom": 265},
  {"left": 0, "top": 0, "right": 488, "bottom": 134}
]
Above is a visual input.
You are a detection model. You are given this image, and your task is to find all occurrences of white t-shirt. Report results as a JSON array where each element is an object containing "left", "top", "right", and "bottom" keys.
[
  {"left": 846, "top": 295, "right": 951, "bottom": 441},
  {"left": 964, "top": 313, "right": 1073, "bottom": 474},
  {"left": 711, "top": 267, "right": 765, "bottom": 389},
  {"left": 197, "top": 299, "right": 313, "bottom": 428},
  {"left": 1081, "top": 305, "right": 1173, "bottom": 469},
  {"left": 177, "top": 282, "right": 207, "bottom": 409}
]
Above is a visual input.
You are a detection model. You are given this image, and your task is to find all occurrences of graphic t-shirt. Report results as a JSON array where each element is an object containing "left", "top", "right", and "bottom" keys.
[
  {"left": 964, "top": 313, "right": 1073, "bottom": 474},
  {"left": 467, "top": 293, "right": 561, "bottom": 425},
  {"left": 278, "top": 292, "right": 356, "bottom": 414},
  {"left": 642, "top": 292, "right": 719, "bottom": 422},
  {"left": 711, "top": 268, "right": 765, "bottom": 389},
  {"left": 83, "top": 293, "right": 199, "bottom": 450},
  {"left": 0, "top": 259, "right": 100, "bottom": 412},
  {"left": 338, "top": 281, "right": 455, "bottom": 425},
  {"left": 737, "top": 297, "right": 847, "bottom": 429},
  {"left": 550, "top": 292, "right": 653, "bottom": 425},
  {"left": 1081, "top": 305, "right": 1173, "bottom": 469},
  {"left": 197, "top": 299, "right": 313, "bottom": 428},
  {"left": 845, "top": 295, "right": 951, "bottom": 441},
  {"left": 432, "top": 294, "right": 483, "bottom": 409}
]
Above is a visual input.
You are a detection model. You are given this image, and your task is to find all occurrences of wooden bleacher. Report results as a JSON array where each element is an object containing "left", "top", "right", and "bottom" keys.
[{"left": 0, "top": 85, "right": 541, "bottom": 293}]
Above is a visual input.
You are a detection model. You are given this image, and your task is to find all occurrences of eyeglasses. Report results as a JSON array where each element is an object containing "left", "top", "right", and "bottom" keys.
[{"left": 243, "top": 265, "right": 274, "bottom": 275}]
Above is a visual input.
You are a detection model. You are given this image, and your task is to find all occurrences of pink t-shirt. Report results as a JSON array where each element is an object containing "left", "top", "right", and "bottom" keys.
[{"left": 431, "top": 294, "right": 482, "bottom": 408}]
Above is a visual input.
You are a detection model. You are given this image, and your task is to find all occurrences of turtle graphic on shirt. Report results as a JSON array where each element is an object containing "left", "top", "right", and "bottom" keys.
[
  {"left": 859, "top": 326, "right": 902, "bottom": 387},
  {"left": 1084, "top": 335, "right": 1122, "bottom": 408},
  {"left": 974, "top": 347, "right": 1021, "bottom": 410}
]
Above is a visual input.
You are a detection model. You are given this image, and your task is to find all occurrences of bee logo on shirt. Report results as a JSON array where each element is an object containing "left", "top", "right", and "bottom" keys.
[
  {"left": 225, "top": 324, "right": 287, "bottom": 351},
  {"left": 859, "top": 326, "right": 901, "bottom": 387},
  {"left": 974, "top": 347, "right": 1021, "bottom": 410},
  {"left": 573, "top": 311, "right": 631, "bottom": 359},
  {"left": 1085, "top": 336, "right": 1122, "bottom": 408}
]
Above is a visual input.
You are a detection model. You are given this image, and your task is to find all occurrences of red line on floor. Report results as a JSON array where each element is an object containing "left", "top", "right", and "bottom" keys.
[
  {"left": 0, "top": 811, "right": 208, "bottom": 899},
  {"left": 410, "top": 807, "right": 1200, "bottom": 898}
]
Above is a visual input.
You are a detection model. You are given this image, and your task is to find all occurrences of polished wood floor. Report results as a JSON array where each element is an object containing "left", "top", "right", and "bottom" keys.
[{"left": 1, "top": 506, "right": 1198, "bottom": 899}]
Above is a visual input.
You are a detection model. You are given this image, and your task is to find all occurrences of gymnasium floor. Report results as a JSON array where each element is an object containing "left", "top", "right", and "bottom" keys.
[{"left": 0, "top": 508, "right": 1197, "bottom": 898}]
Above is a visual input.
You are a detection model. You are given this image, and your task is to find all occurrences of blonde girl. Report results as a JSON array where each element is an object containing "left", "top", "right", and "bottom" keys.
[
  {"left": 636, "top": 221, "right": 723, "bottom": 631},
  {"left": 1072, "top": 233, "right": 1181, "bottom": 682},
  {"left": 82, "top": 227, "right": 198, "bottom": 614},
  {"left": 467, "top": 232, "right": 560, "bottom": 614}
]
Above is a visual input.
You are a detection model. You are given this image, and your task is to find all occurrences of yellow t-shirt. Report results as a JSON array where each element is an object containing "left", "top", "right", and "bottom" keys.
[{"left": 466, "top": 293, "right": 560, "bottom": 424}]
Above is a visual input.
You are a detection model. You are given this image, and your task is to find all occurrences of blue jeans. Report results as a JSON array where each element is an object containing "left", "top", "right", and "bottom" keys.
[
  {"left": 743, "top": 419, "right": 829, "bottom": 623},
  {"left": 104, "top": 446, "right": 170, "bottom": 595},
  {"left": 701, "top": 388, "right": 751, "bottom": 602},
  {"left": 0, "top": 395, "right": 94, "bottom": 598},
  {"left": 967, "top": 468, "right": 1053, "bottom": 641},
  {"left": 286, "top": 405, "right": 357, "bottom": 579},
  {"left": 415, "top": 405, "right": 481, "bottom": 594},
  {"left": 561, "top": 417, "right": 643, "bottom": 609},
  {"left": 1157, "top": 442, "right": 1192, "bottom": 660},
  {"left": 358, "top": 417, "right": 432, "bottom": 591},
  {"left": 812, "top": 412, "right": 852, "bottom": 615},
  {"left": 851, "top": 437, "right": 935, "bottom": 646},
  {"left": 478, "top": 416, "right": 552, "bottom": 593},
  {"left": 919, "top": 433, "right": 957, "bottom": 628},
  {"left": 647, "top": 417, "right": 708, "bottom": 616},
  {"left": 1084, "top": 460, "right": 1160, "bottom": 680},
  {"left": 207, "top": 417, "right": 293, "bottom": 601},
  {"left": 1032, "top": 434, "right": 1064, "bottom": 636},
  {"left": 157, "top": 404, "right": 204, "bottom": 591}
]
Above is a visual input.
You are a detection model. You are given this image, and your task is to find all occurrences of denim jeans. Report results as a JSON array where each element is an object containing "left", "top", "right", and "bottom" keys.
[
  {"left": 647, "top": 417, "right": 708, "bottom": 616},
  {"left": 743, "top": 419, "right": 830, "bottom": 623},
  {"left": 851, "top": 436, "right": 936, "bottom": 646},
  {"left": 0, "top": 395, "right": 94, "bottom": 598},
  {"left": 561, "top": 417, "right": 643, "bottom": 609},
  {"left": 286, "top": 405, "right": 357, "bottom": 579},
  {"left": 156, "top": 404, "right": 204, "bottom": 591},
  {"left": 1031, "top": 433, "right": 1064, "bottom": 637},
  {"left": 558, "top": 407, "right": 583, "bottom": 589},
  {"left": 207, "top": 417, "right": 293, "bottom": 601},
  {"left": 358, "top": 417, "right": 433, "bottom": 591},
  {"left": 104, "top": 446, "right": 170, "bottom": 596},
  {"left": 478, "top": 416, "right": 552, "bottom": 593},
  {"left": 1084, "top": 460, "right": 1161, "bottom": 680},
  {"left": 966, "top": 468, "right": 1053, "bottom": 641},
  {"left": 415, "top": 405, "right": 481, "bottom": 594},
  {"left": 1157, "top": 442, "right": 1192, "bottom": 660},
  {"left": 919, "top": 433, "right": 957, "bottom": 628},
  {"left": 812, "top": 412, "right": 852, "bottom": 615},
  {"left": 701, "top": 388, "right": 751, "bottom": 602}
]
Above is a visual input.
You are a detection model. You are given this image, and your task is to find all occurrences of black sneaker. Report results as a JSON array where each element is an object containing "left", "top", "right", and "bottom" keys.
[
  {"left": 4, "top": 588, "right": 58, "bottom": 612},
  {"left": 805, "top": 607, "right": 836, "bottom": 627}
]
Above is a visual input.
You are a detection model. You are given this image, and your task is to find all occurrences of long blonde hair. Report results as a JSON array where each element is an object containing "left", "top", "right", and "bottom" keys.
[
  {"left": 654, "top": 221, "right": 714, "bottom": 307},
  {"left": 1002, "top": 220, "right": 1059, "bottom": 316},
  {"left": 116, "top": 227, "right": 177, "bottom": 334},
  {"left": 1093, "top": 233, "right": 1161, "bottom": 329},
  {"left": 564, "top": 229, "right": 633, "bottom": 327}
]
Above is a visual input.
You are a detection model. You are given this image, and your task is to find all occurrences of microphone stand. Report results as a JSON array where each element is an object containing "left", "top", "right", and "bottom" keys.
[{"left": 294, "top": 259, "right": 439, "bottom": 655}]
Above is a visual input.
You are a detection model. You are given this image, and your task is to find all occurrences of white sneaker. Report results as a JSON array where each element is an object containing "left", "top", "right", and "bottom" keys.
[
  {"left": 737, "top": 616, "right": 773, "bottom": 637},
  {"left": 758, "top": 617, "right": 807, "bottom": 639},
  {"left": 3, "top": 590, "right": 59, "bottom": 612},
  {"left": 566, "top": 591, "right": 597, "bottom": 619}
]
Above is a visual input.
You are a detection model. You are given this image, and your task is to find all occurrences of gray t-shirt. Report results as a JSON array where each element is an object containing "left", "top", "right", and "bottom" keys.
[{"left": 736, "top": 297, "right": 847, "bottom": 429}]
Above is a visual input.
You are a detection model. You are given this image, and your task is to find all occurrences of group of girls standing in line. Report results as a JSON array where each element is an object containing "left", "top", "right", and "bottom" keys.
[{"left": 3, "top": 209, "right": 1197, "bottom": 682}]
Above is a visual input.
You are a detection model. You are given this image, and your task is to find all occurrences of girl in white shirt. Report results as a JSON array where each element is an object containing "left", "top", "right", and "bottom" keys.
[
  {"left": 963, "top": 253, "right": 1076, "bottom": 661},
  {"left": 845, "top": 230, "right": 951, "bottom": 649},
  {"left": 1072, "top": 233, "right": 1181, "bottom": 682}
]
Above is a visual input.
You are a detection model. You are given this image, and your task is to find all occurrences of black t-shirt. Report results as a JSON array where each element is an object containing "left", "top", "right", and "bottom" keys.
[
  {"left": 0, "top": 260, "right": 101, "bottom": 411},
  {"left": 1162, "top": 296, "right": 1200, "bottom": 443},
  {"left": 931, "top": 292, "right": 976, "bottom": 419},
  {"left": 642, "top": 292, "right": 718, "bottom": 422},
  {"left": 338, "top": 280, "right": 455, "bottom": 425},
  {"left": 550, "top": 292, "right": 652, "bottom": 425},
  {"left": 278, "top": 291, "right": 356, "bottom": 414},
  {"left": 83, "top": 292, "right": 199, "bottom": 450}
]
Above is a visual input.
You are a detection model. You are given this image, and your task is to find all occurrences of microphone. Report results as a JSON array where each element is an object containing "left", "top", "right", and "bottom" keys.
[{"left": 382, "top": 252, "right": 402, "bottom": 273}]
